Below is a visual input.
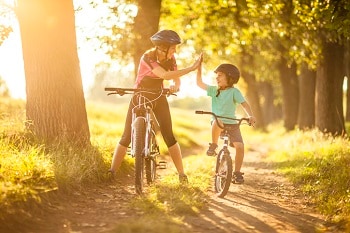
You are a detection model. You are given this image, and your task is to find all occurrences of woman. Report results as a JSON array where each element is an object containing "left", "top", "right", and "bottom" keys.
[{"left": 109, "top": 29, "right": 202, "bottom": 183}]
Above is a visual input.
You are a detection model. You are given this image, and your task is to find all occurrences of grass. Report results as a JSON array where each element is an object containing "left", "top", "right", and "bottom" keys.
[
  {"left": 1, "top": 96, "right": 350, "bottom": 231},
  {"left": 250, "top": 126, "right": 350, "bottom": 230}
]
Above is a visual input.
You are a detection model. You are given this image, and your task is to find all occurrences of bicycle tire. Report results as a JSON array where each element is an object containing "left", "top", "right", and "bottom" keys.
[
  {"left": 145, "top": 128, "right": 158, "bottom": 184},
  {"left": 133, "top": 117, "right": 146, "bottom": 194},
  {"left": 214, "top": 150, "right": 233, "bottom": 198}
]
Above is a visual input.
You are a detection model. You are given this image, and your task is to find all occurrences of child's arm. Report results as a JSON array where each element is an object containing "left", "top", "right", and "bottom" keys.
[
  {"left": 196, "top": 53, "right": 208, "bottom": 90},
  {"left": 241, "top": 102, "right": 256, "bottom": 125}
]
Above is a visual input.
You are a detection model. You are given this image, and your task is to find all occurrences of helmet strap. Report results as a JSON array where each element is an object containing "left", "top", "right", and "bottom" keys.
[{"left": 156, "top": 46, "right": 170, "bottom": 61}]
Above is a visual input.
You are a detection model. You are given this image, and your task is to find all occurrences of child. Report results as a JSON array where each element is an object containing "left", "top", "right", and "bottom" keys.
[{"left": 196, "top": 58, "right": 256, "bottom": 184}]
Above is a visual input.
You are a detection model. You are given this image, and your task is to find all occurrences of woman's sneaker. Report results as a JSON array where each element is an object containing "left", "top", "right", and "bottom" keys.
[
  {"left": 233, "top": 171, "right": 244, "bottom": 184},
  {"left": 179, "top": 174, "right": 188, "bottom": 184},
  {"left": 206, "top": 143, "right": 218, "bottom": 156},
  {"left": 107, "top": 169, "right": 117, "bottom": 181}
]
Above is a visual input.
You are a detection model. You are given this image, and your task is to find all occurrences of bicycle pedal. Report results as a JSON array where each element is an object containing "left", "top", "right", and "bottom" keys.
[{"left": 157, "top": 161, "right": 167, "bottom": 169}]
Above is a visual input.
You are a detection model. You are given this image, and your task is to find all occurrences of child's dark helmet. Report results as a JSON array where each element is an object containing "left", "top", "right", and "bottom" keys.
[
  {"left": 214, "top": 64, "right": 240, "bottom": 86},
  {"left": 150, "top": 30, "right": 181, "bottom": 46}
]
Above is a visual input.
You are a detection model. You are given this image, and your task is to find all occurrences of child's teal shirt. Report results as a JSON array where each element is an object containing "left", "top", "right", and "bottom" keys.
[{"left": 207, "top": 85, "right": 246, "bottom": 124}]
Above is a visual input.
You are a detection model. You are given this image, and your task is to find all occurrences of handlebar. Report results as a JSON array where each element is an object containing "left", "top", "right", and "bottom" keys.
[
  {"left": 105, "top": 87, "right": 176, "bottom": 96},
  {"left": 195, "top": 110, "right": 252, "bottom": 129}
]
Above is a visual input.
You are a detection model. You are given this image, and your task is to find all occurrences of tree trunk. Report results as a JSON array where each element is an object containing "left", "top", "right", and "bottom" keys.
[
  {"left": 345, "top": 40, "right": 350, "bottom": 122},
  {"left": 259, "top": 82, "right": 282, "bottom": 124},
  {"left": 133, "top": 0, "right": 162, "bottom": 78},
  {"left": 17, "top": 0, "right": 90, "bottom": 144},
  {"left": 297, "top": 64, "right": 316, "bottom": 129},
  {"left": 278, "top": 57, "right": 299, "bottom": 131},
  {"left": 240, "top": 50, "right": 265, "bottom": 130},
  {"left": 315, "top": 41, "right": 345, "bottom": 135}
]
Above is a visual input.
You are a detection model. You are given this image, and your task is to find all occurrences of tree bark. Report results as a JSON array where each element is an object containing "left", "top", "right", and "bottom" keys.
[
  {"left": 259, "top": 82, "right": 282, "bottom": 124},
  {"left": 278, "top": 56, "right": 299, "bottom": 131},
  {"left": 297, "top": 64, "right": 316, "bottom": 129},
  {"left": 17, "top": 0, "right": 90, "bottom": 144},
  {"left": 315, "top": 41, "right": 345, "bottom": 135},
  {"left": 133, "top": 0, "right": 162, "bottom": 78},
  {"left": 345, "top": 40, "right": 350, "bottom": 122},
  {"left": 240, "top": 52, "right": 265, "bottom": 130}
]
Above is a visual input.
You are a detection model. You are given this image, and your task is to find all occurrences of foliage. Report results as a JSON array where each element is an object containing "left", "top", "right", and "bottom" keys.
[
  {"left": 0, "top": 77, "right": 10, "bottom": 97},
  {"left": 75, "top": 0, "right": 138, "bottom": 64},
  {"left": 0, "top": 2, "right": 15, "bottom": 46}
]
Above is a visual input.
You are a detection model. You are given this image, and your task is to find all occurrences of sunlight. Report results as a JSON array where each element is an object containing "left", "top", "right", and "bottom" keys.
[
  {"left": 0, "top": 0, "right": 16, "bottom": 7},
  {"left": 0, "top": 1, "right": 205, "bottom": 100}
]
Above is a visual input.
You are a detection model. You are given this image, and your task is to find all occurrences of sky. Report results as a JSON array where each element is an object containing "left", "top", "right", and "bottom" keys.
[
  {"left": 0, "top": 1, "right": 208, "bottom": 100},
  {"left": 0, "top": 0, "right": 109, "bottom": 99}
]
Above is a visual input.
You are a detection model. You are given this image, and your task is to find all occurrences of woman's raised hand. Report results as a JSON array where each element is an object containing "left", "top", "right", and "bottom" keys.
[{"left": 191, "top": 53, "right": 203, "bottom": 71}]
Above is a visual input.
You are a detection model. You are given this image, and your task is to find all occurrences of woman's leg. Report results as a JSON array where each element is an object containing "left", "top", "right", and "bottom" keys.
[
  {"left": 168, "top": 142, "right": 185, "bottom": 175},
  {"left": 110, "top": 143, "right": 128, "bottom": 173},
  {"left": 110, "top": 99, "right": 133, "bottom": 173},
  {"left": 153, "top": 96, "right": 187, "bottom": 180}
]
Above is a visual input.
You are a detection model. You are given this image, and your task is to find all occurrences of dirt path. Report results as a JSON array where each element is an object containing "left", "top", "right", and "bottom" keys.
[
  {"left": 2, "top": 148, "right": 332, "bottom": 233},
  {"left": 184, "top": 150, "right": 326, "bottom": 233}
]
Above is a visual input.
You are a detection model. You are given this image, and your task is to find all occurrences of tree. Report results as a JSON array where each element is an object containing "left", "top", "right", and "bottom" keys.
[
  {"left": 16, "top": 0, "right": 90, "bottom": 144},
  {"left": 297, "top": 64, "right": 316, "bottom": 129},
  {"left": 316, "top": 41, "right": 346, "bottom": 135},
  {"left": 133, "top": 0, "right": 161, "bottom": 76},
  {"left": 311, "top": 0, "right": 350, "bottom": 135},
  {"left": 94, "top": 0, "right": 161, "bottom": 78}
]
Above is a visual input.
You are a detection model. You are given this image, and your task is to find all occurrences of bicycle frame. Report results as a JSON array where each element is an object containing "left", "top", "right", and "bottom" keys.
[
  {"left": 105, "top": 87, "right": 172, "bottom": 194},
  {"left": 195, "top": 110, "right": 250, "bottom": 198}
]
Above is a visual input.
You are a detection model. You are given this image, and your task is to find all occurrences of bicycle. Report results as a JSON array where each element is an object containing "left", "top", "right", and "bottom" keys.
[
  {"left": 105, "top": 87, "right": 173, "bottom": 194},
  {"left": 195, "top": 110, "right": 251, "bottom": 198}
]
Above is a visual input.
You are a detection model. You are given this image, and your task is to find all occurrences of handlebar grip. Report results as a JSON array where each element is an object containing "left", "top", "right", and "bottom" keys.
[
  {"left": 195, "top": 110, "right": 204, "bottom": 114},
  {"left": 105, "top": 87, "right": 116, "bottom": 91}
]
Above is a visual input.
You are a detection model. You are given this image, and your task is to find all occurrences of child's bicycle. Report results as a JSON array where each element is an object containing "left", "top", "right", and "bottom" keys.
[
  {"left": 195, "top": 110, "right": 251, "bottom": 198},
  {"left": 105, "top": 87, "right": 173, "bottom": 194}
]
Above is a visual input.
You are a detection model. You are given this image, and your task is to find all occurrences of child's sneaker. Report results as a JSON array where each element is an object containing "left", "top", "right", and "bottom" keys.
[
  {"left": 233, "top": 171, "right": 244, "bottom": 184},
  {"left": 206, "top": 143, "right": 218, "bottom": 156}
]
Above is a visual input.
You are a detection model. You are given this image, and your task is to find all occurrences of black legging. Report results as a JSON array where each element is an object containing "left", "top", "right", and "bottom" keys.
[{"left": 119, "top": 94, "right": 177, "bottom": 148}]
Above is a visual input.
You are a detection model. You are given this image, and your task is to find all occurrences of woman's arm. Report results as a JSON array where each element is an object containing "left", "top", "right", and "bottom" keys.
[{"left": 152, "top": 54, "right": 202, "bottom": 80}]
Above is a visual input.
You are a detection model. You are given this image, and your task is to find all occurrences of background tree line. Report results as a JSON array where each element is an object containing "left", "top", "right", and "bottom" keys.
[
  {"left": 98, "top": 0, "right": 350, "bottom": 135},
  {"left": 0, "top": 0, "right": 349, "bottom": 144}
]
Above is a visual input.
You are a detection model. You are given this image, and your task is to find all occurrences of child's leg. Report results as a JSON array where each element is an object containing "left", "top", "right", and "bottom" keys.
[
  {"left": 207, "top": 120, "right": 222, "bottom": 156},
  {"left": 232, "top": 141, "right": 245, "bottom": 183},
  {"left": 211, "top": 120, "right": 222, "bottom": 144},
  {"left": 232, "top": 142, "right": 244, "bottom": 172}
]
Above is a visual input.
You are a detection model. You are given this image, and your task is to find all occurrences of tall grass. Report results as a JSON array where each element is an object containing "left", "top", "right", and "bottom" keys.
[
  {"left": 253, "top": 126, "right": 350, "bottom": 229},
  {"left": 1, "top": 97, "right": 350, "bottom": 231}
]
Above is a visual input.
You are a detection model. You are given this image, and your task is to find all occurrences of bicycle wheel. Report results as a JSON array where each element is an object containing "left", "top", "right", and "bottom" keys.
[
  {"left": 145, "top": 128, "right": 158, "bottom": 184},
  {"left": 133, "top": 117, "right": 146, "bottom": 194},
  {"left": 214, "top": 150, "right": 233, "bottom": 198}
]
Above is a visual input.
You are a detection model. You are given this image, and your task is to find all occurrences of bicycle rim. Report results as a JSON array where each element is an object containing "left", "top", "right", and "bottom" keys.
[
  {"left": 214, "top": 151, "right": 233, "bottom": 198},
  {"left": 133, "top": 117, "right": 146, "bottom": 194},
  {"left": 145, "top": 130, "right": 158, "bottom": 184}
]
